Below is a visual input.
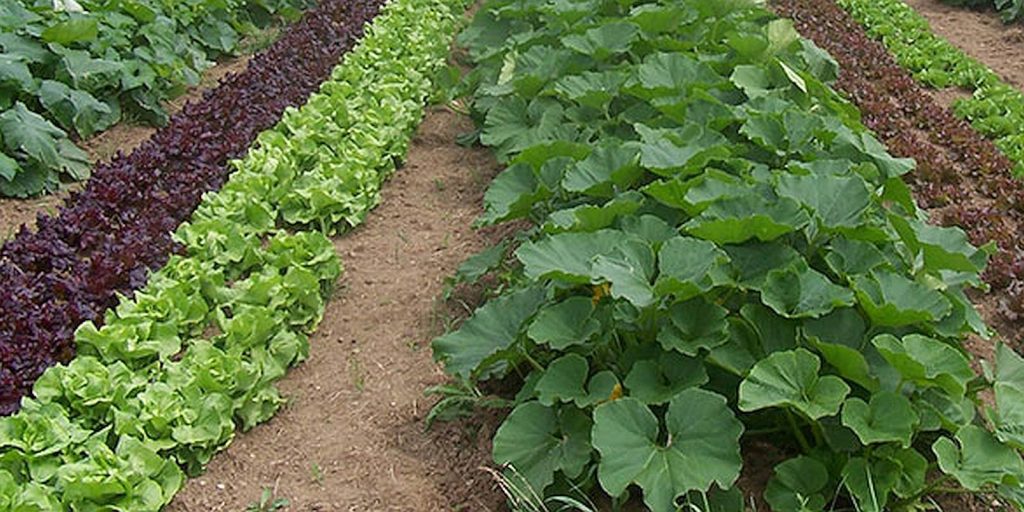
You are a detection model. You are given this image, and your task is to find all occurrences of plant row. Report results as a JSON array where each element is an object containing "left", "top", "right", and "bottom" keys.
[
  {"left": 835, "top": 0, "right": 1024, "bottom": 178},
  {"left": 0, "top": 0, "right": 467, "bottom": 507},
  {"left": 0, "top": 0, "right": 315, "bottom": 197},
  {"left": 0, "top": 0, "right": 385, "bottom": 416},
  {"left": 774, "top": 0, "right": 1024, "bottom": 325},
  {"left": 939, "top": 0, "right": 1024, "bottom": 23},
  {"left": 431, "top": 0, "right": 1024, "bottom": 509}
]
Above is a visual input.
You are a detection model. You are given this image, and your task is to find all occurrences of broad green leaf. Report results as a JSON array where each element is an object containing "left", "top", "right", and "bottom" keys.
[
  {"left": 760, "top": 264, "right": 854, "bottom": 319},
  {"left": 579, "top": 370, "right": 620, "bottom": 407},
  {"left": 871, "top": 334, "right": 974, "bottom": 398},
  {"left": 41, "top": 16, "right": 98, "bottom": 45},
  {"left": 684, "top": 194, "right": 810, "bottom": 244},
  {"left": 933, "top": 425, "right": 1024, "bottom": 491},
  {"left": 554, "top": 70, "right": 628, "bottom": 110},
  {"left": 0, "top": 54, "right": 36, "bottom": 93},
  {"left": 592, "top": 391, "right": 743, "bottom": 512},
  {"left": 636, "top": 123, "right": 732, "bottom": 176},
  {"left": 493, "top": 402, "right": 593, "bottom": 494},
  {"left": 480, "top": 163, "right": 547, "bottom": 224},
  {"left": 730, "top": 65, "right": 772, "bottom": 98},
  {"left": 527, "top": 296, "right": 600, "bottom": 349},
  {"left": 517, "top": 229, "right": 642, "bottom": 283},
  {"left": 739, "top": 348, "right": 850, "bottom": 419},
  {"left": 544, "top": 191, "right": 644, "bottom": 234},
  {"left": 536, "top": 354, "right": 589, "bottom": 406},
  {"left": 824, "top": 238, "right": 888, "bottom": 278},
  {"left": 624, "top": 351, "right": 708, "bottom": 404},
  {"left": 852, "top": 270, "right": 952, "bottom": 327},
  {"left": 724, "top": 242, "right": 802, "bottom": 289},
  {"left": 766, "top": 19, "right": 800, "bottom": 55},
  {"left": 764, "top": 456, "right": 829, "bottom": 512},
  {"left": 658, "top": 298, "right": 729, "bottom": 356},
  {"left": 654, "top": 236, "right": 730, "bottom": 301},
  {"left": 0, "top": 102, "right": 65, "bottom": 167},
  {"left": 562, "top": 22, "right": 639, "bottom": 60},
  {"left": 432, "top": 287, "right": 547, "bottom": 378},
  {"left": 643, "top": 169, "right": 749, "bottom": 216},
  {"left": 0, "top": 151, "right": 17, "bottom": 181},
  {"left": 562, "top": 141, "right": 641, "bottom": 196},
  {"left": 628, "top": 4, "right": 694, "bottom": 34},
  {"left": 510, "top": 45, "right": 573, "bottom": 97},
  {"left": 592, "top": 251, "right": 655, "bottom": 307},
  {"left": 882, "top": 447, "right": 928, "bottom": 499},
  {"left": 889, "top": 216, "right": 987, "bottom": 274},
  {"left": 803, "top": 307, "right": 866, "bottom": 349},
  {"left": 776, "top": 174, "right": 871, "bottom": 229},
  {"left": 38, "top": 80, "right": 116, "bottom": 138},
  {"left": 990, "top": 344, "right": 1024, "bottom": 449},
  {"left": 841, "top": 457, "right": 900, "bottom": 512},
  {"left": 741, "top": 302, "right": 798, "bottom": 355},
  {"left": 841, "top": 392, "right": 918, "bottom": 447},
  {"left": 0, "top": 34, "right": 49, "bottom": 64},
  {"left": 633, "top": 52, "right": 721, "bottom": 96},
  {"left": 621, "top": 215, "right": 678, "bottom": 245},
  {"left": 807, "top": 336, "right": 878, "bottom": 392},
  {"left": 481, "top": 98, "right": 575, "bottom": 160},
  {"left": 452, "top": 241, "right": 509, "bottom": 285},
  {"left": 56, "top": 50, "right": 122, "bottom": 92},
  {"left": 914, "top": 387, "right": 976, "bottom": 433}
]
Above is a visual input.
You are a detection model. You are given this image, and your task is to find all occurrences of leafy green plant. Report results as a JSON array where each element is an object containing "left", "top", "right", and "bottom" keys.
[{"left": 430, "top": 0, "right": 1024, "bottom": 509}]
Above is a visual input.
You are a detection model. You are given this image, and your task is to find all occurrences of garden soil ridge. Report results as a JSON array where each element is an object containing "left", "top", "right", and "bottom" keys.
[{"left": 168, "top": 106, "right": 507, "bottom": 511}]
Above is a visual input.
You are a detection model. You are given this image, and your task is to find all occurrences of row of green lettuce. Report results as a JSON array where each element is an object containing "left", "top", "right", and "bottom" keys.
[
  {"left": 838, "top": 0, "right": 1024, "bottom": 176},
  {"left": 430, "top": 0, "right": 1024, "bottom": 510},
  {"left": 0, "top": 0, "right": 466, "bottom": 507}
]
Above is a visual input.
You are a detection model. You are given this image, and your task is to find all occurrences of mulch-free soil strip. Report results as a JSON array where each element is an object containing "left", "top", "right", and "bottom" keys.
[
  {"left": 774, "top": 0, "right": 1024, "bottom": 329},
  {"left": 0, "top": 0, "right": 384, "bottom": 414}
]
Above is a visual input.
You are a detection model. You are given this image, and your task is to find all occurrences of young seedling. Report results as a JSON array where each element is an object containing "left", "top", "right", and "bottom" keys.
[
  {"left": 245, "top": 487, "right": 290, "bottom": 512},
  {"left": 310, "top": 462, "right": 324, "bottom": 486}
]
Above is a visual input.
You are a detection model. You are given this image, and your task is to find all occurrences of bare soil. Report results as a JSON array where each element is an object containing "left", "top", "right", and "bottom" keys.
[
  {"left": 0, "top": 56, "right": 250, "bottom": 240},
  {"left": 905, "top": 0, "right": 1024, "bottom": 107},
  {"left": 168, "top": 106, "right": 508, "bottom": 512}
]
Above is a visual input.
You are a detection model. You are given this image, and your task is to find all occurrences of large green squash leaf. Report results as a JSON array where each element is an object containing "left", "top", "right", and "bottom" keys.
[
  {"left": 527, "top": 296, "right": 601, "bottom": 350},
  {"left": 592, "top": 390, "right": 743, "bottom": 512},
  {"left": 684, "top": 194, "right": 810, "bottom": 244},
  {"left": 739, "top": 348, "right": 850, "bottom": 419},
  {"left": 871, "top": 334, "right": 973, "bottom": 398},
  {"left": 933, "top": 425, "right": 1024, "bottom": 491},
  {"left": 776, "top": 174, "right": 871, "bottom": 229},
  {"left": 492, "top": 402, "right": 593, "bottom": 494},
  {"left": 760, "top": 264, "right": 854, "bottom": 319},
  {"left": 841, "top": 391, "right": 919, "bottom": 448},
  {"left": 654, "top": 236, "right": 730, "bottom": 301},
  {"left": 432, "top": 287, "right": 547, "bottom": 378},
  {"left": 764, "top": 456, "right": 829, "bottom": 512},
  {"left": 851, "top": 270, "right": 951, "bottom": 327}
]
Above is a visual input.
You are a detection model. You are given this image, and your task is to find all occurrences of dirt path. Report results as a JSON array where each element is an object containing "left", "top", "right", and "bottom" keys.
[
  {"left": 904, "top": 0, "right": 1024, "bottom": 90},
  {"left": 0, "top": 56, "right": 250, "bottom": 240},
  {"left": 168, "top": 106, "right": 507, "bottom": 512}
]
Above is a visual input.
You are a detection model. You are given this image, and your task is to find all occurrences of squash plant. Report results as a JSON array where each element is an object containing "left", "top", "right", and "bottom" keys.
[{"left": 431, "top": 0, "right": 1024, "bottom": 509}]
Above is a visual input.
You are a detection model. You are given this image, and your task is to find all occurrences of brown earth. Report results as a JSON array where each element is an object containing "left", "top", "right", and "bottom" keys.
[
  {"left": 0, "top": 56, "right": 251, "bottom": 241},
  {"left": 168, "top": 106, "right": 508, "bottom": 512},
  {"left": 904, "top": 0, "right": 1024, "bottom": 106}
]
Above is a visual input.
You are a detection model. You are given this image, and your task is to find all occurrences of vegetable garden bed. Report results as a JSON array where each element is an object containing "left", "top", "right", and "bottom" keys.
[{"left": 5, "top": 0, "right": 1024, "bottom": 509}]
